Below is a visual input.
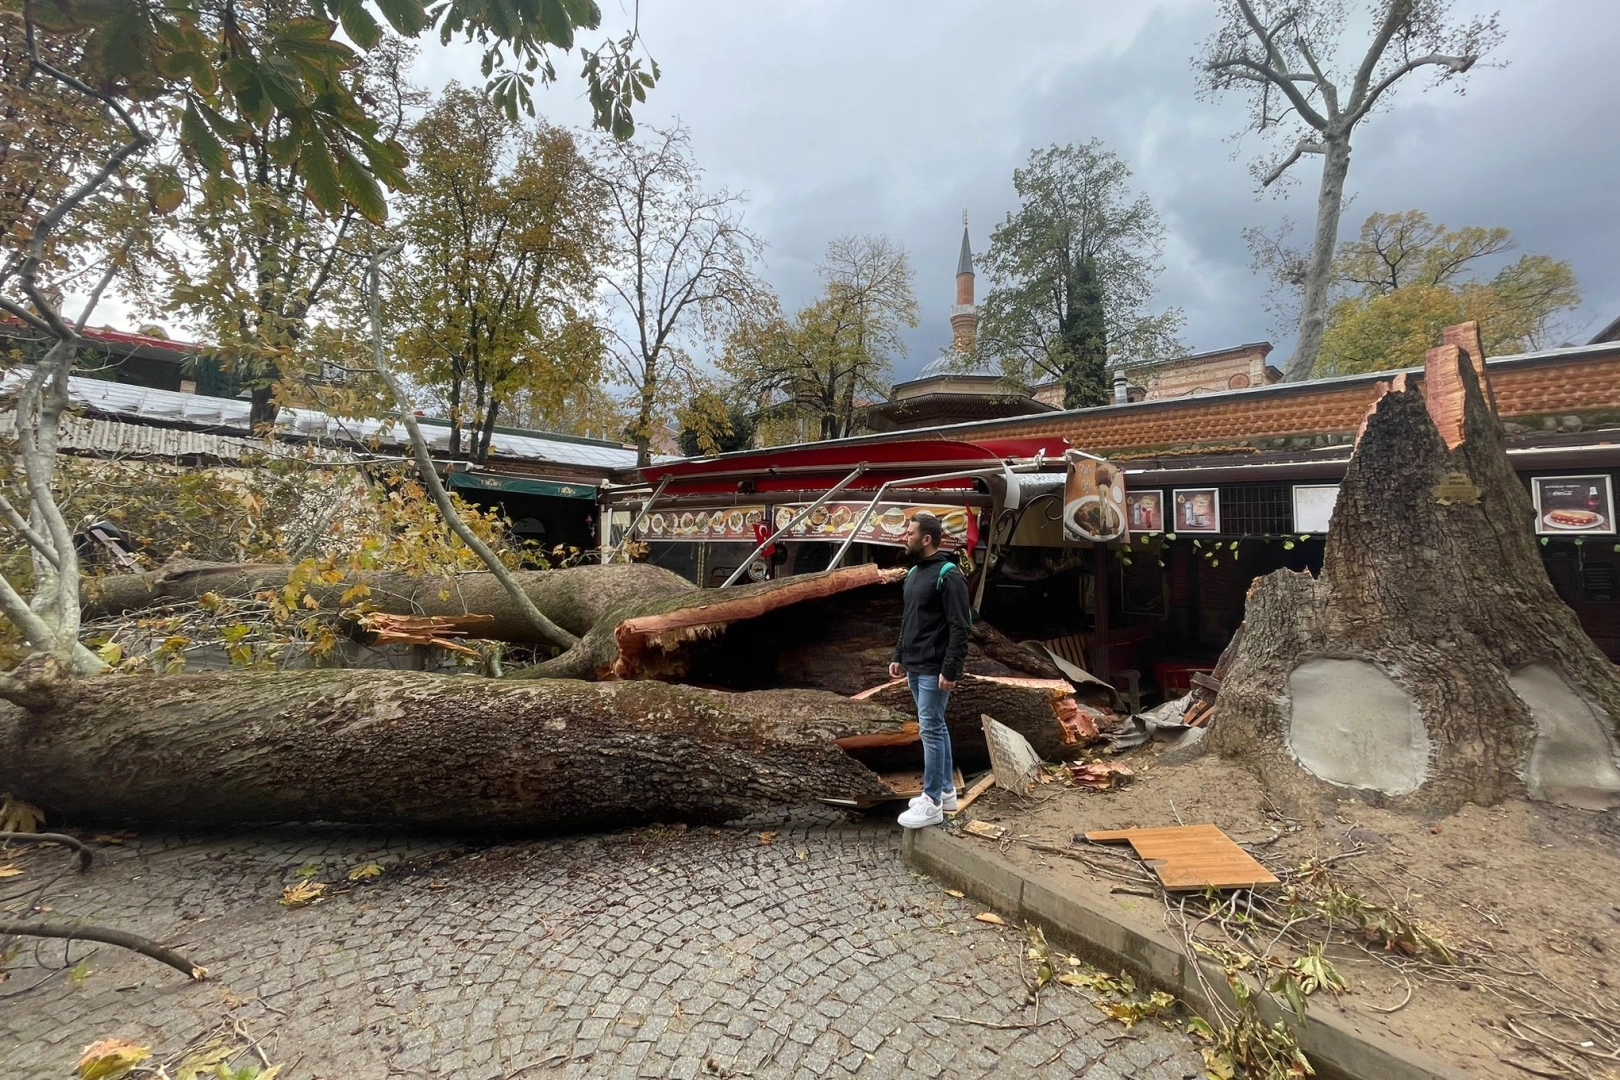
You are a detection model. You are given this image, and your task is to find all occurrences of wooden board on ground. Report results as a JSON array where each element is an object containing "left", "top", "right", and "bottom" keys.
[
  {"left": 818, "top": 769, "right": 965, "bottom": 810},
  {"left": 950, "top": 773, "right": 995, "bottom": 814},
  {"left": 1084, "top": 823, "right": 1279, "bottom": 891}
]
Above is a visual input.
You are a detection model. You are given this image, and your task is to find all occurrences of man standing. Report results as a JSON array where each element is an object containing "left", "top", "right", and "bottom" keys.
[{"left": 889, "top": 511, "right": 972, "bottom": 829}]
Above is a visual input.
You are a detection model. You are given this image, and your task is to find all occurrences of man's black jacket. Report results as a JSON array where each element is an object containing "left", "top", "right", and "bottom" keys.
[{"left": 891, "top": 551, "right": 972, "bottom": 682}]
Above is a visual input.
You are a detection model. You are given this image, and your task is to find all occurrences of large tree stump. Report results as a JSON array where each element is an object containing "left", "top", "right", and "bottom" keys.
[
  {"left": 0, "top": 666, "right": 907, "bottom": 831},
  {"left": 1211, "top": 329, "right": 1620, "bottom": 814}
]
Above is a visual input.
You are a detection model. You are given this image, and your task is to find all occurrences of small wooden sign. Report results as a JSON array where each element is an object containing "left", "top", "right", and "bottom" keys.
[{"left": 1432, "top": 471, "right": 1481, "bottom": 506}]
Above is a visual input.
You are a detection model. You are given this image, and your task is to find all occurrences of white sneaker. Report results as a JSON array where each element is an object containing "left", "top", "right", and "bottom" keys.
[
  {"left": 898, "top": 793, "right": 944, "bottom": 829},
  {"left": 909, "top": 788, "right": 958, "bottom": 812}
]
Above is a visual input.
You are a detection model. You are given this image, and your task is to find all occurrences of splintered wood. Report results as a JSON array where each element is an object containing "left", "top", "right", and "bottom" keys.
[
  {"left": 356, "top": 613, "right": 495, "bottom": 656},
  {"left": 1084, "top": 824, "right": 1279, "bottom": 892}
]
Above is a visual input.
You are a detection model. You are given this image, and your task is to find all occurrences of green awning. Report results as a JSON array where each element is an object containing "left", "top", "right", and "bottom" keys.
[{"left": 446, "top": 472, "right": 596, "bottom": 500}]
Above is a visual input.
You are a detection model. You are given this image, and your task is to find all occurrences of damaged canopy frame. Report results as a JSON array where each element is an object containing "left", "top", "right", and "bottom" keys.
[{"left": 719, "top": 464, "right": 868, "bottom": 587}]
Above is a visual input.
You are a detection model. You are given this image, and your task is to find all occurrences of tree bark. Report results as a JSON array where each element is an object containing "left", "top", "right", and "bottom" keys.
[
  {"left": 1212, "top": 328, "right": 1620, "bottom": 814},
  {"left": 1284, "top": 135, "right": 1350, "bottom": 382},
  {"left": 0, "top": 669, "right": 907, "bottom": 831},
  {"left": 855, "top": 674, "right": 1103, "bottom": 767},
  {"left": 83, "top": 560, "right": 695, "bottom": 645}
]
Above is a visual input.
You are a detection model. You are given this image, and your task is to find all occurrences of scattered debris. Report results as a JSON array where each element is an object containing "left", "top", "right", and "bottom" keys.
[
  {"left": 982, "top": 714, "right": 1043, "bottom": 793},
  {"left": 1066, "top": 761, "right": 1135, "bottom": 791},
  {"left": 962, "top": 820, "right": 1008, "bottom": 842},
  {"left": 951, "top": 773, "right": 996, "bottom": 814},
  {"left": 1084, "top": 824, "right": 1280, "bottom": 891},
  {"left": 757, "top": 832, "right": 776, "bottom": 845}
]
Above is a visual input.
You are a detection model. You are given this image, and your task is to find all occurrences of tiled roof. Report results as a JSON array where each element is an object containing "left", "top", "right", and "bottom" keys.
[{"left": 1, "top": 372, "right": 643, "bottom": 472}]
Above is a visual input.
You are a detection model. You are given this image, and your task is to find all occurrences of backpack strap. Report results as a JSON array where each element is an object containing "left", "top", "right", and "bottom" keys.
[{"left": 935, "top": 562, "right": 955, "bottom": 590}]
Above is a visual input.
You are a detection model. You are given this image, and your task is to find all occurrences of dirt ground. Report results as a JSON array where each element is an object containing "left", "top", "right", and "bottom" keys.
[{"left": 960, "top": 744, "right": 1620, "bottom": 1080}]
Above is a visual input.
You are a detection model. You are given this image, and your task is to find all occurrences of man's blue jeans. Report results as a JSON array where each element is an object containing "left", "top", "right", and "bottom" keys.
[{"left": 907, "top": 672, "right": 955, "bottom": 805}]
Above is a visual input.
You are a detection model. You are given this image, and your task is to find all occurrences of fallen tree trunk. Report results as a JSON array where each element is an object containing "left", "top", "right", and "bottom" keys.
[
  {"left": 0, "top": 668, "right": 905, "bottom": 831},
  {"left": 82, "top": 559, "right": 695, "bottom": 644},
  {"left": 852, "top": 674, "right": 1104, "bottom": 766},
  {"left": 1211, "top": 325, "right": 1620, "bottom": 815}
]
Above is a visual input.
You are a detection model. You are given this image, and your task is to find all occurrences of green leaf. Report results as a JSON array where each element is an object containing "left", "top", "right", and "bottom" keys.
[
  {"left": 1540, "top": 536, "right": 1550, "bottom": 546},
  {"left": 336, "top": 145, "right": 387, "bottom": 221},
  {"left": 537, "top": 0, "right": 577, "bottom": 48},
  {"left": 1164, "top": 532, "right": 1176, "bottom": 541},
  {"left": 375, "top": 0, "right": 427, "bottom": 34},
  {"left": 181, "top": 101, "right": 229, "bottom": 174},
  {"left": 336, "top": 0, "right": 383, "bottom": 48},
  {"left": 300, "top": 129, "right": 344, "bottom": 214},
  {"left": 1282, "top": 540, "right": 1295, "bottom": 550}
]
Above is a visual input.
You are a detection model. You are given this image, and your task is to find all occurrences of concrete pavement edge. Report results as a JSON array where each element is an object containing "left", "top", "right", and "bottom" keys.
[{"left": 901, "top": 825, "right": 1476, "bottom": 1080}]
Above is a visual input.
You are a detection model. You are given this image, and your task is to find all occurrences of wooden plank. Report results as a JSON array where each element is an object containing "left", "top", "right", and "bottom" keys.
[
  {"left": 1084, "top": 824, "right": 1278, "bottom": 891},
  {"left": 949, "top": 773, "right": 995, "bottom": 815}
]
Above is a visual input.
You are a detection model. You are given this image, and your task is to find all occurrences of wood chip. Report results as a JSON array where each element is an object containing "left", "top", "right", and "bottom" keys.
[{"left": 962, "top": 820, "right": 1007, "bottom": 841}]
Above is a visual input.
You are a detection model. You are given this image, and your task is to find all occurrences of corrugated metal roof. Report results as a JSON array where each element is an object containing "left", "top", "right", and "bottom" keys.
[{"left": 0, "top": 372, "right": 642, "bottom": 471}]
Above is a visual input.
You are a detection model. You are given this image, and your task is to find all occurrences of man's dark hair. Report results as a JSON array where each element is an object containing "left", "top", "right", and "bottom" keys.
[{"left": 913, "top": 511, "right": 944, "bottom": 547}]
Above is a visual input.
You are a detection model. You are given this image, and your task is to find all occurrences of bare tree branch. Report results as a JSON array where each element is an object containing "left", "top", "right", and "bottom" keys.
[{"left": 1261, "top": 138, "right": 1327, "bottom": 187}]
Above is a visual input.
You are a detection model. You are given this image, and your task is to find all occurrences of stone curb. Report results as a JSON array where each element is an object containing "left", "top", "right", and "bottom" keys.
[{"left": 902, "top": 826, "right": 1475, "bottom": 1080}]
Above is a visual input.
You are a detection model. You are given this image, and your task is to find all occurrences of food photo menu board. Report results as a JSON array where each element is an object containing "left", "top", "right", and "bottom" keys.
[
  {"left": 639, "top": 505, "right": 768, "bottom": 542},
  {"left": 1125, "top": 490, "right": 1164, "bottom": 534},
  {"left": 1172, "top": 488, "right": 1221, "bottom": 534},
  {"left": 774, "top": 502, "right": 972, "bottom": 548},
  {"left": 1532, "top": 475, "right": 1615, "bottom": 535}
]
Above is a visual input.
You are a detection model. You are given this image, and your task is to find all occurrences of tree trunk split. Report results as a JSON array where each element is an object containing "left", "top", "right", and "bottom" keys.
[{"left": 1212, "top": 326, "right": 1620, "bottom": 814}]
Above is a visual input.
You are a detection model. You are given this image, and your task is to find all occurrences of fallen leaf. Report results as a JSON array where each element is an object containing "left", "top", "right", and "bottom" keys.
[
  {"left": 757, "top": 831, "right": 776, "bottom": 845},
  {"left": 0, "top": 795, "right": 43, "bottom": 833},
  {"left": 279, "top": 880, "right": 326, "bottom": 908},
  {"left": 0, "top": 864, "right": 22, "bottom": 878},
  {"left": 943, "top": 889, "right": 965, "bottom": 898},
  {"left": 347, "top": 862, "right": 383, "bottom": 882},
  {"left": 795, "top": 849, "right": 807, "bottom": 861},
  {"left": 294, "top": 862, "right": 322, "bottom": 878},
  {"left": 973, "top": 912, "right": 1007, "bottom": 926},
  {"left": 75, "top": 1039, "right": 150, "bottom": 1079}
]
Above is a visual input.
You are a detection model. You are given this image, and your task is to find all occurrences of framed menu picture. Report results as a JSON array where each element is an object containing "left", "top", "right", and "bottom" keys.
[
  {"left": 1292, "top": 484, "right": 1339, "bottom": 534},
  {"left": 1125, "top": 490, "right": 1164, "bottom": 534},
  {"left": 1171, "top": 487, "right": 1221, "bottom": 534},
  {"left": 1532, "top": 475, "right": 1616, "bottom": 535}
]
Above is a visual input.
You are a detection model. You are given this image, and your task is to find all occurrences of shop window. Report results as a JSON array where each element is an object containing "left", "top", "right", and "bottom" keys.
[{"left": 1218, "top": 485, "right": 1292, "bottom": 535}]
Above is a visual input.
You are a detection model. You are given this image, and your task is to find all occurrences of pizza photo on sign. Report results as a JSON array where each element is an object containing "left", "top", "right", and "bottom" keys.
[{"left": 1532, "top": 475, "right": 1615, "bottom": 535}]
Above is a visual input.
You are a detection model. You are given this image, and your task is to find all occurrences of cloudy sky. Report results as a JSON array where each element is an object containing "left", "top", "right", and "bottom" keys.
[{"left": 409, "top": 0, "right": 1619, "bottom": 383}]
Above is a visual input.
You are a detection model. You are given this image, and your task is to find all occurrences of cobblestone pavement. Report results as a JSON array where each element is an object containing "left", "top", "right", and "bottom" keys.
[{"left": 1, "top": 813, "right": 1204, "bottom": 1079}]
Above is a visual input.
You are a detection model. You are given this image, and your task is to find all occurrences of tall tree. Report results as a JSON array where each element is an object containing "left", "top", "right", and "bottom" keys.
[
  {"left": 722, "top": 235, "right": 917, "bottom": 442},
  {"left": 138, "top": 27, "right": 423, "bottom": 427},
  {"left": 390, "top": 84, "right": 606, "bottom": 463},
  {"left": 0, "top": 0, "right": 653, "bottom": 672},
  {"left": 978, "top": 140, "right": 1183, "bottom": 409},
  {"left": 1318, "top": 211, "right": 1580, "bottom": 372},
  {"left": 1200, "top": 0, "right": 1504, "bottom": 381},
  {"left": 593, "top": 125, "right": 764, "bottom": 467}
]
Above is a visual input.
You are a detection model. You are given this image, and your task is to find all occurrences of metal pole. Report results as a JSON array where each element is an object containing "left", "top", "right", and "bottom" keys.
[
  {"left": 720, "top": 464, "right": 867, "bottom": 587},
  {"left": 827, "top": 463, "right": 1047, "bottom": 572},
  {"left": 609, "top": 475, "right": 670, "bottom": 563}
]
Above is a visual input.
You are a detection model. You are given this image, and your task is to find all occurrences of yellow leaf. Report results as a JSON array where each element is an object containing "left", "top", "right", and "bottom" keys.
[
  {"left": 0, "top": 795, "right": 43, "bottom": 833},
  {"left": 943, "top": 889, "right": 964, "bottom": 898},
  {"left": 347, "top": 862, "right": 383, "bottom": 881},
  {"left": 295, "top": 862, "right": 322, "bottom": 878},
  {"left": 973, "top": 912, "right": 1006, "bottom": 926},
  {"left": 75, "top": 1039, "right": 151, "bottom": 1080},
  {"left": 279, "top": 880, "right": 326, "bottom": 908},
  {"left": 0, "top": 864, "right": 22, "bottom": 878},
  {"left": 95, "top": 641, "right": 123, "bottom": 666},
  {"left": 302, "top": 593, "right": 320, "bottom": 611}
]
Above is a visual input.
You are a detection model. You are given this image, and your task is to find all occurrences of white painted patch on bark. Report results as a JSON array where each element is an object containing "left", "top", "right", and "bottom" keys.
[
  {"left": 1287, "top": 658, "right": 1430, "bottom": 795},
  {"left": 1511, "top": 663, "right": 1620, "bottom": 811}
]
